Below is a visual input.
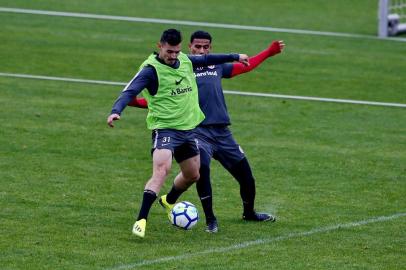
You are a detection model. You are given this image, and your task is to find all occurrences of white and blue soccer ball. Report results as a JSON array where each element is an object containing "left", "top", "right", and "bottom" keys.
[{"left": 169, "top": 201, "right": 199, "bottom": 230}]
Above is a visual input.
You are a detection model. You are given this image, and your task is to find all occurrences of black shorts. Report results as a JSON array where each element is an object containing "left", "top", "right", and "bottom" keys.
[
  {"left": 195, "top": 125, "right": 245, "bottom": 169},
  {"left": 151, "top": 129, "right": 200, "bottom": 163}
]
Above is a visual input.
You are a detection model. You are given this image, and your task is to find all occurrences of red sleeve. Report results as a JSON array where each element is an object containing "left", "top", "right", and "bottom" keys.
[
  {"left": 128, "top": 97, "right": 148, "bottom": 108},
  {"left": 230, "top": 41, "right": 282, "bottom": 77}
]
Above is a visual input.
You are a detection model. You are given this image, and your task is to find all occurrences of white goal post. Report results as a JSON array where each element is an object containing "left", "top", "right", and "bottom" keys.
[{"left": 379, "top": 0, "right": 406, "bottom": 37}]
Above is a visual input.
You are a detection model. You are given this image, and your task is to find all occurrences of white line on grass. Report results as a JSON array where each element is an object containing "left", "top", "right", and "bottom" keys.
[
  {"left": 0, "top": 72, "right": 126, "bottom": 86},
  {"left": 1, "top": 72, "right": 406, "bottom": 108},
  {"left": 1, "top": 7, "right": 406, "bottom": 43},
  {"left": 223, "top": 90, "right": 406, "bottom": 108},
  {"left": 107, "top": 213, "right": 406, "bottom": 270}
]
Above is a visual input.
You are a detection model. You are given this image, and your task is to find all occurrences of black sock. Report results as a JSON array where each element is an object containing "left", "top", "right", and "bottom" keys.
[
  {"left": 196, "top": 163, "right": 216, "bottom": 223},
  {"left": 227, "top": 158, "right": 256, "bottom": 215},
  {"left": 136, "top": 189, "right": 157, "bottom": 221},
  {"left": 166, "top": 184, "right": 186, "bottom": 204}
]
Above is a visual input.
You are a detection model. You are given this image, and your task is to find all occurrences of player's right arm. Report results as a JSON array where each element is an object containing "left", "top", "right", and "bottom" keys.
[{"left": 107, "top": 66, "right": 157, "bottom": 127}]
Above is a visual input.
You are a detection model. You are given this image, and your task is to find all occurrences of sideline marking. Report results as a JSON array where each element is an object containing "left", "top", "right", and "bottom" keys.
[
  {"left": 1, "top": 72, "right": 405, "bottom": 108},
  {"left": 107, "top": 213, "right": 406, "bottom": 269},
  {"left": 223, "top": 90, "right": 406, "bottom": 108},
  {"left": 0, "top": 72, "right": 125, "bottom": 86},
  {"left": 1, "top": 7, "right": 406, "bottom": 42}
]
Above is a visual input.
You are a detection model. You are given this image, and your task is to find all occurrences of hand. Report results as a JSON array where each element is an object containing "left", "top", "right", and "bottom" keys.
[
  {"left": 269, "top": 40, "right": 285, "bottom": 56},
  {"left": 238, "top": 54, "right": 250, "bottom": 66},
  {"left": 107, "top": 113, "right": 120, "bottom": 128}
]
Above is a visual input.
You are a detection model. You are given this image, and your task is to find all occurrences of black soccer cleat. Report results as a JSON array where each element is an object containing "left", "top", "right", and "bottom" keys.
[
  {"left": 242, "top": 212, "right": 276, "bottom": 222},
  {"left": 205, "top": 219, "right": 218, "bottom": 233}
]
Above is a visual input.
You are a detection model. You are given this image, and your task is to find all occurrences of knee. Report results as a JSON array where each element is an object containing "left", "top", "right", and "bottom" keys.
[
  {"left": 153, "top": 164, "right": 171, "bottom": 179},
  {"left": 189, "top": 171, "right": 200, "bottom": 183},
  {"left": 180, "top": 156, "right": 201, "bottom": 183},
  {"left": 183, "top": 167, "right": 200, "bottom": 183}
]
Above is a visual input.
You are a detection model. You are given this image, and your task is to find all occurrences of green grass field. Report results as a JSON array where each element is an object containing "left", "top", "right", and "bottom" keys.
[{"left": 1, "top": 1, "right": 405, "bottom": 269}]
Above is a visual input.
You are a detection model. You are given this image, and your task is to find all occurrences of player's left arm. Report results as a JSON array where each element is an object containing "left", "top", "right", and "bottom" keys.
[
  {"left": 230, "top": 40, "right": 285, "bottom": 78},
  {"left": 189, "top": 53, "right": 249, "bottom": 67}
]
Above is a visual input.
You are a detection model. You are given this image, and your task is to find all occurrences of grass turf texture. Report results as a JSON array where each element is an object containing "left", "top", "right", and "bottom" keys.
[{"left": 1, "top": 1, "right": 405, "bottom": 269}]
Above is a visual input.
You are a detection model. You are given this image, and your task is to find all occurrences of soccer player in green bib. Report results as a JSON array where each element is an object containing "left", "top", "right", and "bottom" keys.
[{"left": 107, "top": 29, "right": 249, "bottom": 238}]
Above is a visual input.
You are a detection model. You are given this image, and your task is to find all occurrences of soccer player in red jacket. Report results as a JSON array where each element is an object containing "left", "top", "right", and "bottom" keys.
[{"left": 129, "top": 31, "right": 285, "bottom": 233}]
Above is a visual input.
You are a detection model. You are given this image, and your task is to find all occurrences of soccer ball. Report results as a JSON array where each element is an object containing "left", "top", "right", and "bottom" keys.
[{"left": 169, "top": 201, "right": 199, "bottom": 230}]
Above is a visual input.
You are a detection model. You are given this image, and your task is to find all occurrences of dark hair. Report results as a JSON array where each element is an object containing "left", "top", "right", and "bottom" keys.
[
  {"left": 190, "top": 30, "right": 212, "bottom": 43},
  {"left": 160, "top": 29, "right": 182, "bottom": 46}
]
